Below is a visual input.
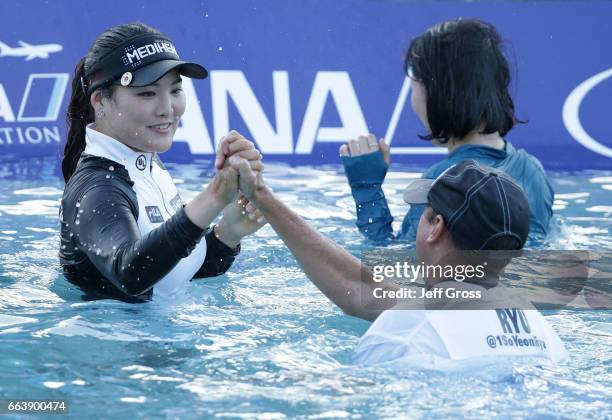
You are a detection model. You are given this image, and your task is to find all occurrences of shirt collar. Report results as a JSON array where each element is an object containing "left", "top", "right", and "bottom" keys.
[
  {"left": 84, "top": 124, "right": 153, "bottom": 174},
  {"left": 448, "top": 140, "right": 512, "bottom": 161}
]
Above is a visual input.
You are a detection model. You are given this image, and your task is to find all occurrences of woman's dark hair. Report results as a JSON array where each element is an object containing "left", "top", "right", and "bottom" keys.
[
  {"left": 62, "top": 23, "right": 162, "bottom": 182},
  {"left": 404, "top": 18, "right": 523, "bottom": 144}
]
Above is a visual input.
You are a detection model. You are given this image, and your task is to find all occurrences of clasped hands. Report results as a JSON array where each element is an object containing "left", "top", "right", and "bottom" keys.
[
  {"left": 211, "top": 130, "right": 267, "bottom": 247},
  {"left": 211, "top": 131, "right": 390, "bottom": 247}
]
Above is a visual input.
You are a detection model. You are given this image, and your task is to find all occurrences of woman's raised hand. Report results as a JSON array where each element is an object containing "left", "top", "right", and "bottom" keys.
[
  {"left": 215, "top": 194, "right": 267, "bottom": 247},
  {"left": 215, "top": 130, "right": 264, "bottom": 172},
  {"left": 339, "top": 133, "right": 390, "bottom": 165},
  {"left": 208, "top": 164, "right": 240, "bottom": 207}
]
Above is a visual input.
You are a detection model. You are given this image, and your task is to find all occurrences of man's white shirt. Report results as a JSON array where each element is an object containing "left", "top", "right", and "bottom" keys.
[{"left": 354, "top": 281, "right": 568, "bottom": 367}]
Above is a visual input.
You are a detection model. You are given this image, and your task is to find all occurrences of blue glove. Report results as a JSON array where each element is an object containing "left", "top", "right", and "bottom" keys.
[
  {"left": 342, "top": 150, "right": 394, "bottom": 241},
  {"left": 341, "top": 150, "right": 388, "bottom": 186}
]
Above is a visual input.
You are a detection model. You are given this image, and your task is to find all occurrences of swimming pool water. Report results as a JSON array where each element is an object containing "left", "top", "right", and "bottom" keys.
[{"left": 0, "top": 158, "right": 610, "bottom": 418}]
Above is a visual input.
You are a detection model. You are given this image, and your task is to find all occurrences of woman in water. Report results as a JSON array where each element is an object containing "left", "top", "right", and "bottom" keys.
[
  {"left": 59, "top": 23, "right": 265, "bottom": 302},
  {"left": 340, "top": 18, "right": 554, "bottom": 243}
]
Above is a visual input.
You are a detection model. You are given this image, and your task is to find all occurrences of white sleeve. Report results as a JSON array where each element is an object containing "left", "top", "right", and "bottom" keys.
[{"left": 353, "top": 310, "right": 450, "bottom": 365}]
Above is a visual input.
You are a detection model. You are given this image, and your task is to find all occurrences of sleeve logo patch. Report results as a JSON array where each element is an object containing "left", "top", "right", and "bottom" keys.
[{"left": 145, "top": 206, "right": 164, "bottom": 223}]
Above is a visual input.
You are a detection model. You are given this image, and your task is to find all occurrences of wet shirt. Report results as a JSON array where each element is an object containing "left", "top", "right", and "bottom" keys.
[
  {"left": 59, "top": 126, "right": 239, "bottom": 302},
  {"left": 354, "top": 304, "right": 567, "bottom": 367},
  {"left": 342, "top": 142, "right": 554, "bottom": 242}
]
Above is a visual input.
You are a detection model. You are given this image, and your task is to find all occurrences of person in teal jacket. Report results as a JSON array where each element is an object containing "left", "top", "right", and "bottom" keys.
[{"left": 340, "top": 19, "right": 554, "bottom": 243}]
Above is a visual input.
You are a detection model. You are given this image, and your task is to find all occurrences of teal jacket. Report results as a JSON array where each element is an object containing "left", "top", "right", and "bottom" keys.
[{"left": 341, "top": 142, "right": 554, "bottom": 242}]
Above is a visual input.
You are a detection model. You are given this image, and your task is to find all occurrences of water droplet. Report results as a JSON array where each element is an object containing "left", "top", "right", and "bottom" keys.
[
  {"left": 368, "top": 218, "right": 373, "bottom": 223},
  {"left": 218, "top": 46, "right": 223, "bottom": 51},
  {"left": 106, "top": 174, "right": 110, "bottom": 179},
  {"left": 75, "top": 220, "right": 80, "bottom": 225},
  {"left": 241, "top": 211, "right": 246, "bottom": 216},
  {"left": 112, "top": 245, "right": 117, "bottom": 250},
  {"left": 79, "top": 209, "right": 84, "bottom": 214},
  {"left": 61, "top": 244, "right": 66, "bottom": 249},
  {"left": 76, "top": 202, "right": 81, "bottom": 208},
  {"left": 96, "top": 249, "right": 101, "bottom": 255}
]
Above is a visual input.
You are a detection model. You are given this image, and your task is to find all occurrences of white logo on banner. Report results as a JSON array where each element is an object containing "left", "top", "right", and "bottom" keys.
[
  {"left": 0, "top": 41, "right": 62, "bottom": 61},
  {"left": 174, "top": 71, "right": 444, "bottom": 155},
  {"left": 0, "top": 73, "right": 68, "bottom": 145},
  {"left": 563, "top": 68, "right": 612, "bottom": 158},
  {"left": 0, "top": 69, "right": 443, "bottom": 155}
]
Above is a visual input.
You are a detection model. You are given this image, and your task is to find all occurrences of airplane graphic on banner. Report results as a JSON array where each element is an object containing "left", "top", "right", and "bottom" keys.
[{"left": 0, "top": 41, "right": 62, "bottom": 61}]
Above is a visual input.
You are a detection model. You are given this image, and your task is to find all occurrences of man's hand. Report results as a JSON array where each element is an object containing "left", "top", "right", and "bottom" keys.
[
  {"left": 339, "top": 133, "right": 390, "bottom": 165},
  {"left": 228, "top": 155, "right": 267, "bottom": 201}
]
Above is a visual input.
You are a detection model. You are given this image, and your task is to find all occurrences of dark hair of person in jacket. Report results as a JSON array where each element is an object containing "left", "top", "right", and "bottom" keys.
[{"left": 404, "top": 18, "right": 524, "bottom": 144}]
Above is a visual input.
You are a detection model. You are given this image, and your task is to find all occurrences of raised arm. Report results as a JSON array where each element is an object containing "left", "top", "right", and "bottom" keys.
[
  {"left": 229, "top": 156, "right": 400, "bottom": 321},
  {"left": 67, "top": 166, "right": 237, "bottom": 297},
  {"left": 339, "top": 135, "right": 396, "bottom": 242},
  {"left": 192, "top": 130, "right": 267, "bottom": 279}
]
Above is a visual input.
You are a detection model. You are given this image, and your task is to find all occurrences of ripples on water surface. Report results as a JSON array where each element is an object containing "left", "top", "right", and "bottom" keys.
[{"left": 0, "top": 159, "right": 610, "bottom": 418}]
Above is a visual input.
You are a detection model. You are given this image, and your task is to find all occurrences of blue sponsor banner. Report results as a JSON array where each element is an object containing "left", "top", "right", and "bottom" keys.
[{"left": 0, "top": 0, "right": 610, "bottom": 170}]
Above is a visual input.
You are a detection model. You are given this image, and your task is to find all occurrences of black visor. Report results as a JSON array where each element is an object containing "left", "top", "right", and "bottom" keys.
[
  {"left": 83, "top": 33, "right": 207, "bottom": 95},
  {"left": 123, "top": 59, "right": 207, "bottom": 87}
]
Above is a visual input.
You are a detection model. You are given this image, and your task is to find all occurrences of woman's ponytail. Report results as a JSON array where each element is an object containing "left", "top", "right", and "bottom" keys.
[{"left": 62, "top": 57, "right": 93, "bottom": 182}]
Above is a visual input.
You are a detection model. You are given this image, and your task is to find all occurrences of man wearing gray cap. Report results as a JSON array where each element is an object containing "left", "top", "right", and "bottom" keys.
[{"left": 227, "top": 157, "right": 567, "bottom": 366}]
